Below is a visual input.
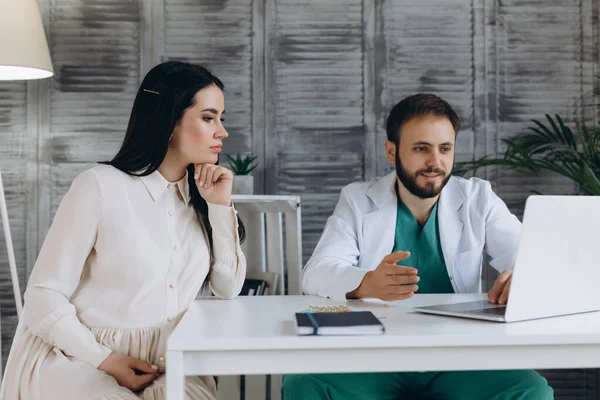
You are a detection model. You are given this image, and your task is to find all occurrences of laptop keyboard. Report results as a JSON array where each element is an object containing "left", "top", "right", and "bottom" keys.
[{"left": 468, "top": 306, "right": 507, "bottom": 316}]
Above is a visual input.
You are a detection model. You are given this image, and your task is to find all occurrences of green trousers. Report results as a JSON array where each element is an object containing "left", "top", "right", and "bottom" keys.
[{"left": 282, "top": 370, "right": 553, "bottom": 400}]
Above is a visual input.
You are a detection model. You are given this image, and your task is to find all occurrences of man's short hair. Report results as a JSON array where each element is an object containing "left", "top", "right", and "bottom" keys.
[{"left": 385, "top": 93, "right": 461, "bottom": 145}]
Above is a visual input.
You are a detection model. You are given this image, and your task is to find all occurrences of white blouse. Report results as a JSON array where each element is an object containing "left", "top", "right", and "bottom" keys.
[{"left": 22, "top": 165, "right": 246, "bottom": 369}]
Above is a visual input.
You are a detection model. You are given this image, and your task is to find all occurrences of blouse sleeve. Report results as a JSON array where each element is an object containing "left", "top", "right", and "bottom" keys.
[
  {"left": 23, "top": 168, "right": 112, "bottom": 368},
  {"left": 206, "top": 203, "right": 247, "bottom": 299}
]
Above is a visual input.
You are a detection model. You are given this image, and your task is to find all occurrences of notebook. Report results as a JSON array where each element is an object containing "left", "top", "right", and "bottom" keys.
[
  {"left": 294, "top": 311, "right": 385, "bottom": 336},
  {"left": 240, "top": 278, "right": 268, "bottom": 296}
]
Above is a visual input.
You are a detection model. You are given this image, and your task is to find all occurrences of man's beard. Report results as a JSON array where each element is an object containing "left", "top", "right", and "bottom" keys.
[{"left": 396, "top": 157, "right": 451, "bottom": 199}]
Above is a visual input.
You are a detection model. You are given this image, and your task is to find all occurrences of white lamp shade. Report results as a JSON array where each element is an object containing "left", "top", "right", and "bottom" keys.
[{"left": 0, "top": 0, "right": 53, "bottom": 80}]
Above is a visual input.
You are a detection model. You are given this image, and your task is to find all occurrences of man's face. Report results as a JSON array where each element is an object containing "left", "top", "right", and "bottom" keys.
[{"left": 385, "top": 115, "right": 456, "bottom": 199}]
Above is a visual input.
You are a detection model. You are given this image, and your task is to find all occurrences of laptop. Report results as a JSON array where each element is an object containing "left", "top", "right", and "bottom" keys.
[{"left": 414, "top": 195, "right": 600, "bottom": 322}]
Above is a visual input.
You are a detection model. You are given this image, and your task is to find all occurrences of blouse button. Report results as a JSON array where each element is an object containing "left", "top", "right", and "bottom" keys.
[
  {"left": 173, "top": 245, "right": 178, "bottom": 252},
  {"left": 169, "top": 283, "right": 175, "bottom": 289},
  {"left": 167, "top": 317, "right": 174, "bottom": 322},
  {"left": 168, "top": 211, "right": 174, "bottom": 216},
  {"left": 167, "top": 184, "right": 174, "bottom": 190}
]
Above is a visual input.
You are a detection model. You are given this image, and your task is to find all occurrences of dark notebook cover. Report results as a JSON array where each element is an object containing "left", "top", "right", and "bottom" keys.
[
  {"left": 295, "top": 311, "right": 384, "bottom": 335},
  {"left": 240, "top": 279, "right": 268, "bottom": 296}
]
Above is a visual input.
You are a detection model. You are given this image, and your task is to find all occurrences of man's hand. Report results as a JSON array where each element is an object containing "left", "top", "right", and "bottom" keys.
[
  {"left": 487, "top": 270, "right": 513, "bottom": 305},
  {"left": 347, "top": 251, "right": 419, "bottom": 301},
  {"left": 98, "top": 353, "right": 159, "bottom": 392}
]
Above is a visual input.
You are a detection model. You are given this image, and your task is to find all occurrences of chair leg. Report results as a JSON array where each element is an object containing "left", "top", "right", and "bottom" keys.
[
  {"left": 240, "top": 375, "right": 245, "bottom": 400},
  {"left": 265, "top": 374, "right": 271, "bottom": 400}
]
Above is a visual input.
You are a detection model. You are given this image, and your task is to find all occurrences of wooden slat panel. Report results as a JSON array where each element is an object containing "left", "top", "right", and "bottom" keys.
[
  {"left": 163, "top": 0, "right": 253, "bottom": 156},
  {"left": 380, "top": 0, "right": 476, "bottom": 176},
  {"left": 494, "top": 169, "right": 577, "bottom": 219},
  {"left": 267, "top": 0, "right": 365, "bottom": 156},
  {"left": 494, "top": 0, "right": 593, "bottom": 216},
  {"left": 277, "top": 153, "right": 363, "bottom": 195},
  {"left": 0, "top": 83, "right": 27, "bottom": 132},
  {"left": 251, "top": 0, "right": 266, "bottom": 193},
  {"left": 49, "top": 0, "right": 140, "bottom": 163},
  {"left": 295, "top": 194, "right": 339, "bottom": 263},
  {"left": 362, "top": 0, "right": 378, "bottom": 180},
  {"left": 268, "top": 0, "right": 364, "bottom": 263},
  {"left": 0, "top": 81, "right": 28, "bottom": 368}
]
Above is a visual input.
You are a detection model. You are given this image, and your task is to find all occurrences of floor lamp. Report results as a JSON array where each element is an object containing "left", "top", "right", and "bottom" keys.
[{"left": 0, "top": 0, "right": 54, "bottom": 320}]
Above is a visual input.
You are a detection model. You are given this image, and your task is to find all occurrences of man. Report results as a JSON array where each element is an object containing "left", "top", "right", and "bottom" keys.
[{"left": 282, "top": 94, "right": 553, "bottom": 400}]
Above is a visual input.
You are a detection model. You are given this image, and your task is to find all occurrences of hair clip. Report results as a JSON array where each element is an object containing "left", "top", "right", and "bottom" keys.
[{"left": 143, "top": 89, "right": 160, "bottom": 95}]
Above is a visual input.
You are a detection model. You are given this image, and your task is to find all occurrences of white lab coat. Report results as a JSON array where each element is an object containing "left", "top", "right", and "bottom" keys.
[{"left": 302, "top": 172, "right": 522, "bottom": 300}]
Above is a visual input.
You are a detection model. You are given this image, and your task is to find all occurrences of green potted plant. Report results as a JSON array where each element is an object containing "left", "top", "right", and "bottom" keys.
[
  {"left": 225, "top": 152, "right": 258, "bottom": 195},
  {"left": 454, "top": 114, "right": 600, "bottom": 196}
]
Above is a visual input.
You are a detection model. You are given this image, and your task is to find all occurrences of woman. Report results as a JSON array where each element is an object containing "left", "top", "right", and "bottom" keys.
[{"left": 1, "top": 61, "right": 247, "bottom": 399}]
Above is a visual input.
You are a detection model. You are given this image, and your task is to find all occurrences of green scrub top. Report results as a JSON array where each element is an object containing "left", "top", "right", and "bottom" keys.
[{"left": 392, "top": 194, "right": 454, "bottom": 294}]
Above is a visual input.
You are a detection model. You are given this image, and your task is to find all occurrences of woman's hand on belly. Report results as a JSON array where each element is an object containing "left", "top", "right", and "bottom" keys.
[{"left": 98, "top": 352, "right": 160, "bottom": 392}]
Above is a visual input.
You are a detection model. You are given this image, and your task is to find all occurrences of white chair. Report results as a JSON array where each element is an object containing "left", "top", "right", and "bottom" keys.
[
  {"left": 233, "top": 195, "right": 303, "bottom": 296},
  {"left": 218, "top": 195, "right": 303, "bottom": 400}
]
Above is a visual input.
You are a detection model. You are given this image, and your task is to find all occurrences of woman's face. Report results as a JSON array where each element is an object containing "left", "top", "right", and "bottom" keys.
[{"left": 169, "top": 85, "right": 228, "bottom": 165}]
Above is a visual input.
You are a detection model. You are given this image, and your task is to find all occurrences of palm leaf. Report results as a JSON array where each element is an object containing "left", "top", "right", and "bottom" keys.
[
  {"left": 532, "top": 116, "right": 563, "bottom": 143},
  {"left": 555, "top": 114, "right": 578, "bottom": 149},
  {"left": 454, "top": 116, "right": 600, "bottom": 196}
]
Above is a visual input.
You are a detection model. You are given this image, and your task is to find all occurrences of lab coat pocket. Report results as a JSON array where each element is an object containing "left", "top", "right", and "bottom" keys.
[{"left": 454, "top": 245, "right": 484, "bottom": 292}]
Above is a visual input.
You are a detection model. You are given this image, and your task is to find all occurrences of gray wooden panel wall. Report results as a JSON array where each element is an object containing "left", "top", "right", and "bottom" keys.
[
  {"left": 493, "top": 0, "right": 597, "bottom": 213},
  {"left": 266, "top": 0, "right": 366, "bottom": 261},
  {"left": 163, "top": 0, "right": 254, "bottom": 156},
  {"left": 377, "top": 0, "right": 478, "bottom": 176},
  {"left": 0, "top": 0, "right": 598, "bottom": 396},
  {"left": 48, "top": 0, "right": 141, "bottom": 218},
  {"left": 0, "top": 81, "right": 28, "bottom": 364}
]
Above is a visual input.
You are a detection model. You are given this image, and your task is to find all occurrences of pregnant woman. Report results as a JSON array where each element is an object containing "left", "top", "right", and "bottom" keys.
[{"left": 1, "top": 60, "right": 246, "bottom": 400}]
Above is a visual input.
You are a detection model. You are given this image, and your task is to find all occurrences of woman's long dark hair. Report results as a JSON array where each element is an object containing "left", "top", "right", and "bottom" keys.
[{"left": 104, "top": 61, "right": 245, "bottom": 271}]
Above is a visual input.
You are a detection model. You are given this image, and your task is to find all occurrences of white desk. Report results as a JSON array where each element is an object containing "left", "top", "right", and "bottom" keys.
[{"left": 166, "top": 294, "right": 600, "bottom": 399}]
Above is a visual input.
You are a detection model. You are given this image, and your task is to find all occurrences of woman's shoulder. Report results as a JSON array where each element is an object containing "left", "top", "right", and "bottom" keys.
[{"left": 74, "top": 164, "right": 137, "bottom": 192}]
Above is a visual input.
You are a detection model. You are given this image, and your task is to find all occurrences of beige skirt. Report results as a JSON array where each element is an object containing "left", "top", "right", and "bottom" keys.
[{"left": 1, "top": 322, "right": 217, "bottom": 400}]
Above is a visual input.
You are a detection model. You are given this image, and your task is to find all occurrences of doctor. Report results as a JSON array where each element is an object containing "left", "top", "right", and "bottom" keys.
[{"left": 282, "top": 94, "right": 553, "bottom": 400}]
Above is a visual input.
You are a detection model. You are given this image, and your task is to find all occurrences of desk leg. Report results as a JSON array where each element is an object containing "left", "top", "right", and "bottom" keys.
[{"left": 167, "top": 351, "right": 185, "bottom": 400}]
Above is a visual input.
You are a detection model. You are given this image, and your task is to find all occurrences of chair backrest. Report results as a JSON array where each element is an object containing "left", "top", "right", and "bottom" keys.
[{"left": 232, "top": 195, "right": 302, "bottom": 295}]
